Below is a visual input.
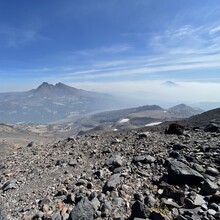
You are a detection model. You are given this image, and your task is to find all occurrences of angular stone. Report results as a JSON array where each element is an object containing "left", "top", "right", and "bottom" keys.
[
  {"left": 138, "top": 132, "right": 150, "bottom": 139},
  {"left": 206, "top": 167, "right": 219, "bottom": 177},
  {"left": 1, "top": 179, "right": 16, "bottom": 191},
  {"left": 100, "top": 199, "right": 112, "bottom": 216},
  {"left": 90, "top": 197, "right": 100, "bottom": 211},
  {"left": 165, "top": 123, "right": 184, "bottom": 135},
  {"left": 51, "top": 212, "right": 62, "bottom": 220},
  {"left": 173, "top": 144, "right": 185, "bottom": 151},
  {"left": 207, "top": 209, "right": 216, "bottom": 216},
  {"left": 161, "top": 198, "right": 180, "bottom": 208},
  {"left": 56, "top": 159, "right": 66, "bottom": 166},
  {"left": 103, "top": 174, "right": 121, "bottom": 192},
  {"left": 167, "top": 160, "right": 204, "bottom": 185},
  {"left": 202, "top": 179, "right": 218, "bottom": 194},
  {"left": 113, "top": 166, "right": 127, "bottom": 174},
  {"left": 145, "top": 155, "right": 156, "bottom": 163},
  {"left": 68, "top": 159, "right": 77, "bottom": 167},
  {"left": 193, "top": 194, "right": 206, "bottom": 206},
  {"left": 133, "top": 156, "right": 145, "bottom": 163},
  {"left": 150, "top": 211, "right": 166, "bottom": 220},
  {"left": 69, "top": 197, "right": 94, "bottom": 220},
  {"left": 204, "top": 123, "right": 219, "bottom": 132},
  {"left": 106, "top": 155, "right": 123, "bottom": 169},
  {"left": 0, "top": 208, "right": 7, "bottom": 220},
  {"left": 192, "top": 163, "right": 205, "bottom": 173},
  {"left": 130, "top": 201, "right": 150, "bottom": 219}
]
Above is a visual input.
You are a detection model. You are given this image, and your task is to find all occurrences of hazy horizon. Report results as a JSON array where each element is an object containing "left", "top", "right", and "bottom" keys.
[{"left": 1, "top": 1, "right": 220, "bottom": 105}]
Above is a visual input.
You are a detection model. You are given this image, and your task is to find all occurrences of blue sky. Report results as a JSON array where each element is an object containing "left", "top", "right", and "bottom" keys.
[{"left": 1, "top": 0, "right": 220, "bottom": 103}]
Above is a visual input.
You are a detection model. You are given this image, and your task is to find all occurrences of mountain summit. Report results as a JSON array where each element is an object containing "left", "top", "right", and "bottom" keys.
[
  {"left": 34, "top": 82, "right": 79, "bottom": 97},
  {"left": 0, "top": 82, "right": 122, "bottom": 124}
]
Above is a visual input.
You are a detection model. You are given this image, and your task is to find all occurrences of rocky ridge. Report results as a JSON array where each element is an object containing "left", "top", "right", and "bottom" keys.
[{"left": 0, "top": 123, "right": 220, "bottom": 219}]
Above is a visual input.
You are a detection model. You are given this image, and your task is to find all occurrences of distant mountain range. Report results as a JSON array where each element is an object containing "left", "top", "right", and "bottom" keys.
[
  {"left": 0, "top": 82, "right": 124, "bottom": 124},
  {"left": 0, "top": 82, "right": 205, "bottom": 126},
  {"left": 74, "top": 103, "right": 203, "bottom": 134}
]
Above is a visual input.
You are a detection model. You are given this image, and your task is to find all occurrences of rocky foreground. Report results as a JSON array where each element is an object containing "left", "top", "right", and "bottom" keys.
[{"left": 0, "top": 124, "right": 220, "bottom": 219}]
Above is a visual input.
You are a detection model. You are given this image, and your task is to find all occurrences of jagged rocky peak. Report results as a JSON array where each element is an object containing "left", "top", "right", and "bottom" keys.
[
  {"left": 34, "top": 82, "right": 78, "bottom": 96},
  {"left": 55, "top": 82, "right": 66, "bottom": 87},
  {"left": 55, "top": 82, "right": 78, "bottom": 91},
  {"left": 36, "top": 82, "right": 54, "bottom": 91}
]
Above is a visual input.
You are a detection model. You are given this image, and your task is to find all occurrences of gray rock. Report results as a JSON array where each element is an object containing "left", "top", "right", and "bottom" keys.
[
  {"left": 145, "top": 155, "right": 156, "bottom": 163},
  {"left": 138, "top": 132, "right": 150, "bottom": 138},
  {"left": 106, "top": 155, "right": 123, "bottom": 169},
  {"left": 62, "top": 213, "right": 69, "bottom": 220},
  {"left": 1, "top": 179, "right": 16, "bottom": 191},
  {"left": 68, "top": 159, "right": 77, "bottom": 166},
  {"left": 169, "top": 151, "right": 179, "bottom": 159},
  {"left": 113, "top": 197, "right": 124, "bottom": 207},
  {"left": 51, "top": 212, "right": 62, "bottom": 220},
  {"left": 150, "top": 211, "right": 166, "bottom": 220},
  {"left": 192, "top": 194, "right": 206, "bottom": 206},
  {"left": 173, "top": 144, "right": 185, "bottom": 151},
  {"left": 192, "top": 163, "right": 205, "bottom": 173},
  {"left": 90, "top": 197, "right": 100, "bottom": 211},
  {"left": 100, "top": 199, "right": 112, "bottom": 217},
  {"left": 133, "top": 156, "right": 145, "bottom": 163},
  {"left": 55, "top": 159, "right": 65, "bottom": 166},
  {"left": 204, "top": 123, "right": 219, "bottom": 132},
  {"left": 103, "top": 174, "right": 122, "bottom": 192},
  {"left": 176, "top": 215, "right": 187, "bottom": 220},
  {"left": 69, "top": 197, "right": 94, "bottom": 220},
  {"left": 26, "top": 141, "right": 36, "bottom": 147},
  {"left": 179, "top": 207, "right": 201, "bottom": 219},
  {"left": 167, "top": 160, "right": 204, "bottom": 185},
  {"left": 102, "top": 147, "right": 112, "bottom": 153},
  {"left": 113, "top": 166, "right": 128, "bottom": 174},
  {"left": 215, "top": 212, "right": 220, "bottom": 219},
  {"left": 201, "top": 204, "right": 208, "bottom": 211},
  {"left": 206, "top": 167, "right": 219, "bottom": 177},
  {"left": 209, "top": 203, "right": 219, "bottom": 211},
  {"left": 161, "top": 198, "right": 180, "bottom": 208},
  {"left": 0, "top": 208, "right": 7, "bottom": 220},
  {"left": 202, "top": 179, "right": 218, "bottom": 194},
  {"left": 165, "top": 123, "right": 184, "bottom": 135},
  {"left": 207, "top": 209, "right": 216, "bottom": 216},
  {"left": 144, "top": 195, "right": 156, "bottom": 207},
  {"left": 130, "top": 201, "right": 150, "bottom": 219}
]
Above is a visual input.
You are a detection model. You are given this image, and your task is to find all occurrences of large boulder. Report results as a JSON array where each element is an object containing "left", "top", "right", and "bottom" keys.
[
  {"left": 165, "top": 123, "right": 184, "bottom": 135},
  {"left": 202, "top": 179, "right": 218, "bottom": 194},
  {"left": 167, "top": 160, "right": 204, "bottom": 185}
]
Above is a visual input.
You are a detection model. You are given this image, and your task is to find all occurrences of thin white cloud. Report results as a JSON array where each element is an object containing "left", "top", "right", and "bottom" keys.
[
  {"left": 0, "top": 24, "right": 44, "bottom": 48},
  {"left": 70, "top": 44, "right": 132, "bottom": 57},
  {"left": 3, "top": 23, "right": 220, "bottom": 90},
  {"left": 62, "top": 59, "right": 220, "bottom": 81},
  {"left": 209, "top": 25, "right": 220, "bottom": 35}
]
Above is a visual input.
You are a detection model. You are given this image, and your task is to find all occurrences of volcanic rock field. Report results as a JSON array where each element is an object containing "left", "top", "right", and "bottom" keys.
[{"left": 0, "top": 122, "right": 220, "bottom": 220}]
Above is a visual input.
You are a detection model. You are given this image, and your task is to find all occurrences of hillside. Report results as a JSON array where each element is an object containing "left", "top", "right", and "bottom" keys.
[
  {"left": 74, "top": 104, "right": 203, "bottom": 134},
  {"left": 0, "top": 118, "right": 220, "bottom": 219}
]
